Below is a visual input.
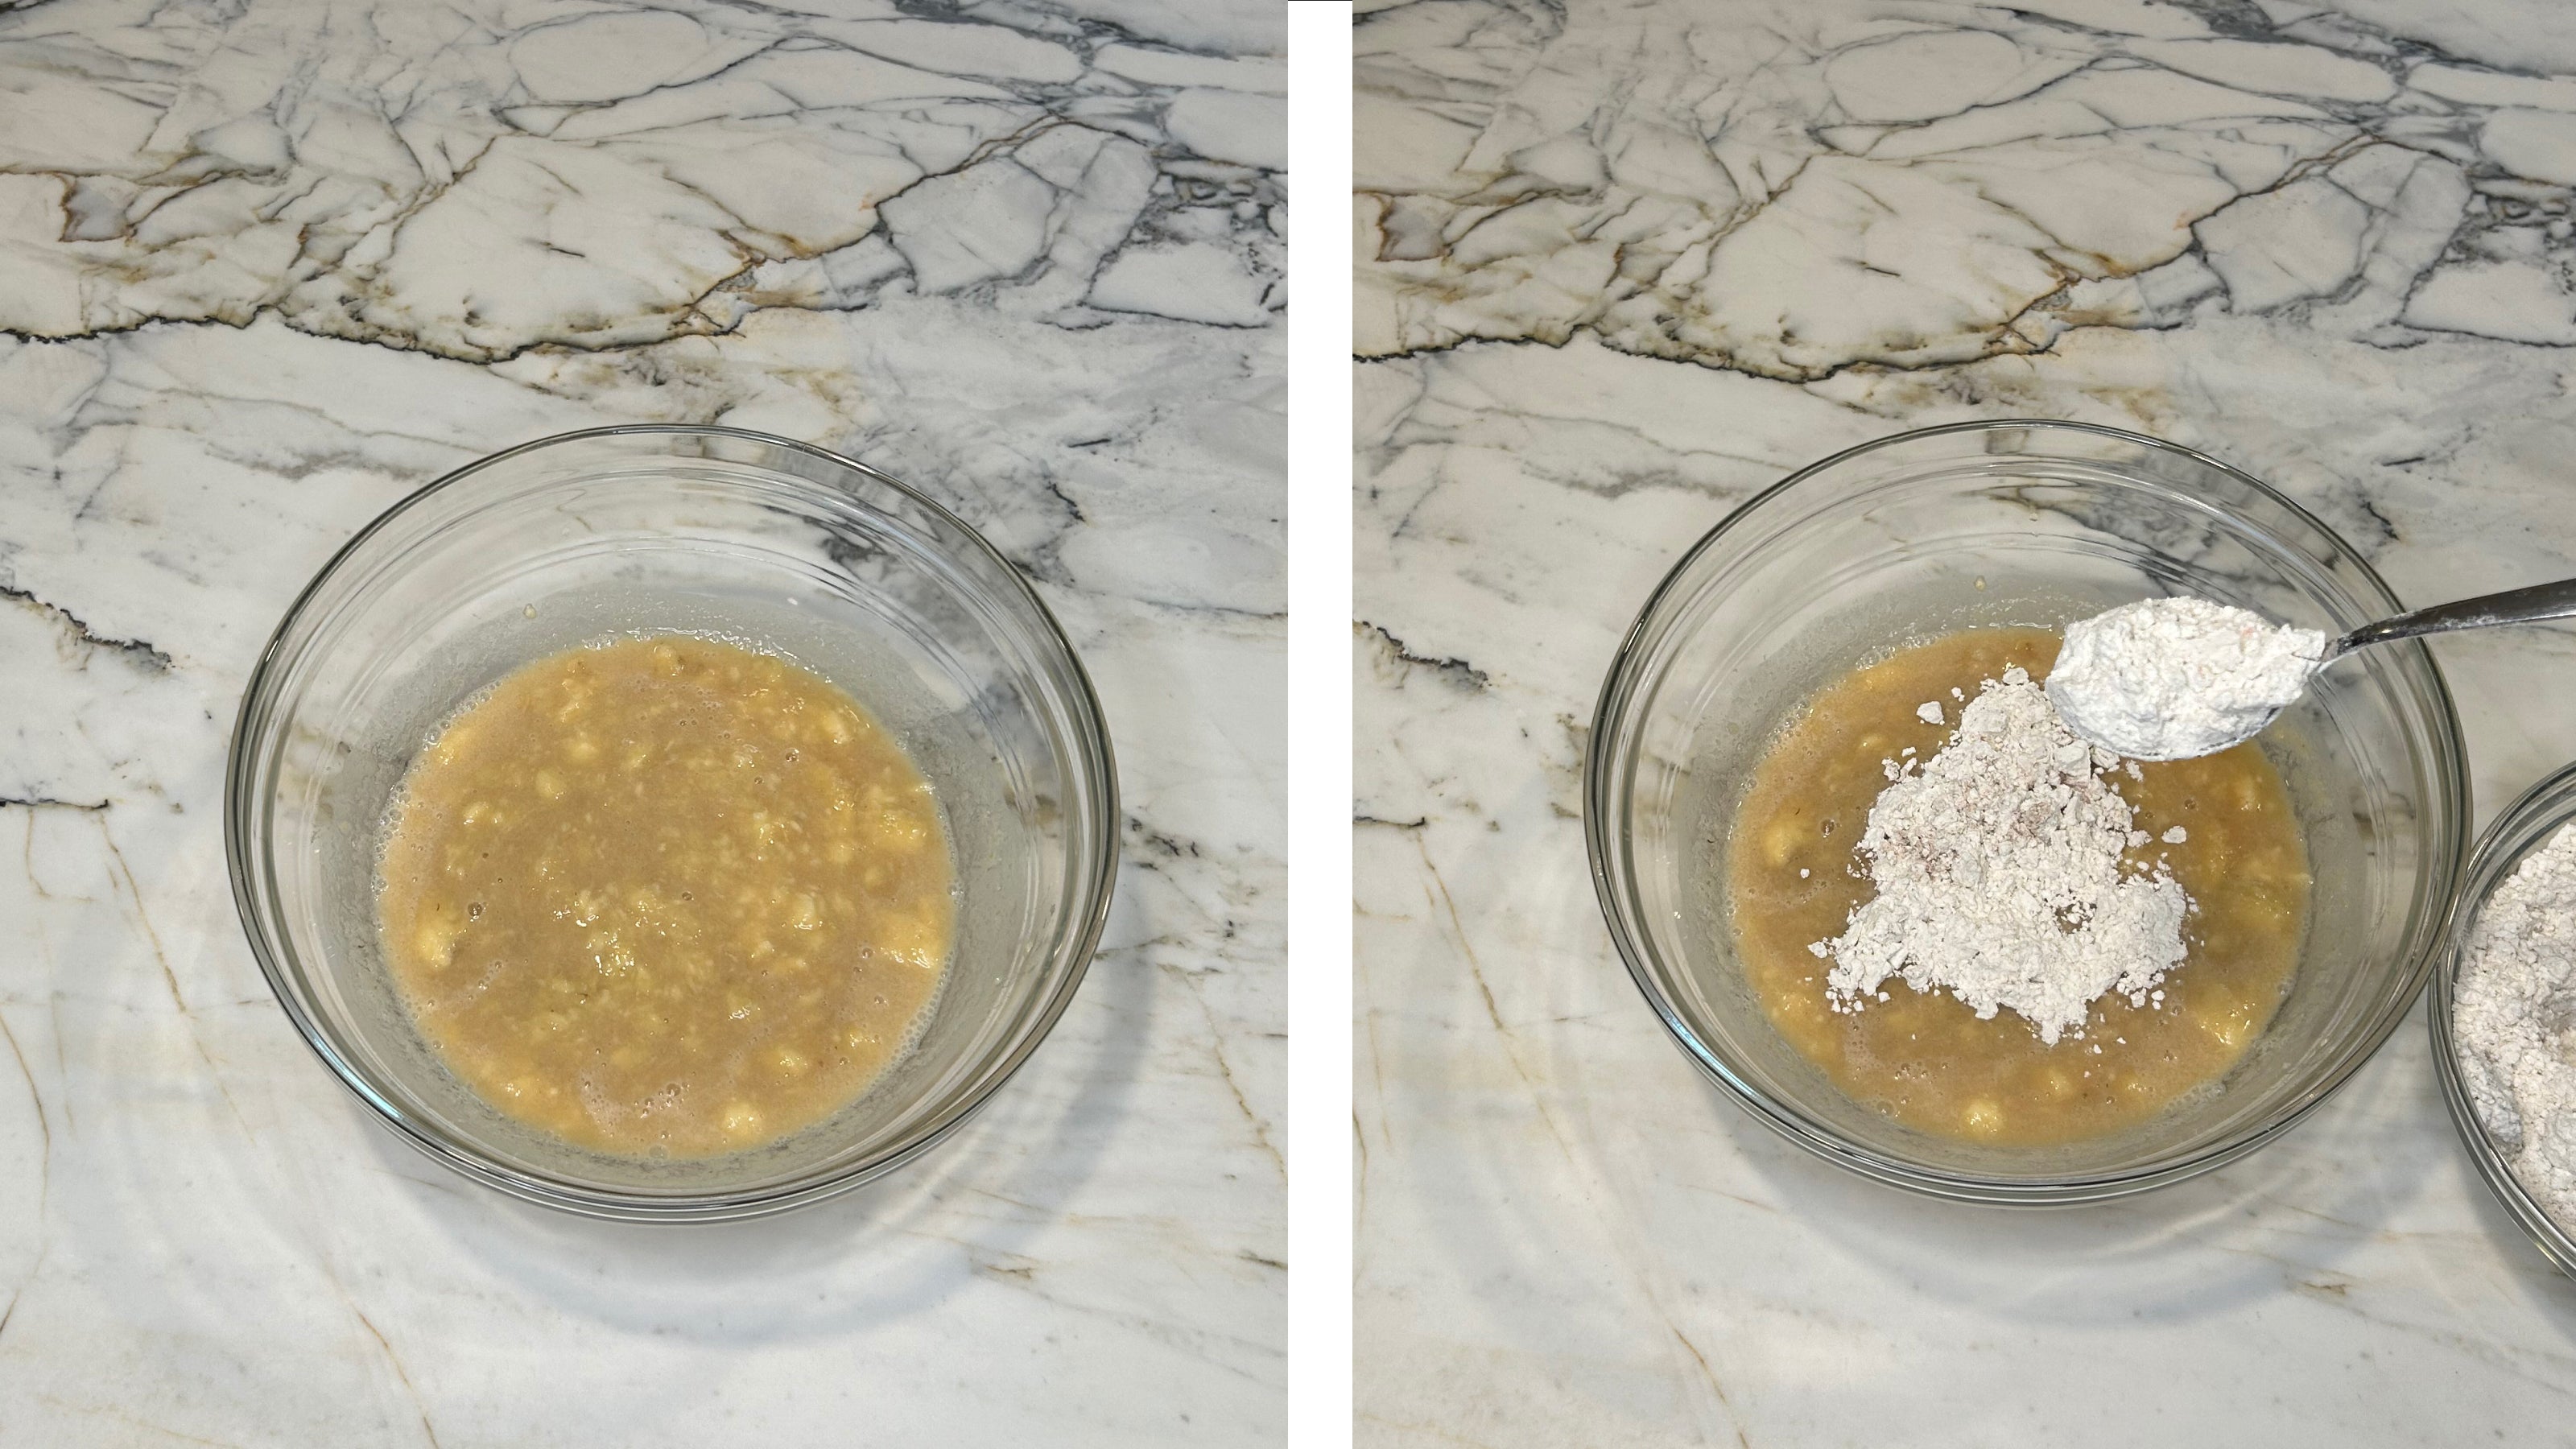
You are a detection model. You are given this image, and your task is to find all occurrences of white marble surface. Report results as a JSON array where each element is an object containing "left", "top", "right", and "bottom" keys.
[
  {"left": 1358, "top": 1, "right": 2576, "bottom": 1443},
  {"left": 0, "top": 1, "right": 1282, "bottom": 1443}
]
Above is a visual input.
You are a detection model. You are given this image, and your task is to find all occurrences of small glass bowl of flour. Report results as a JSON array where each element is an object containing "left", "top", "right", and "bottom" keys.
[{"left": 2435, "top": 761, "right": 2576, "bottom": 1279}]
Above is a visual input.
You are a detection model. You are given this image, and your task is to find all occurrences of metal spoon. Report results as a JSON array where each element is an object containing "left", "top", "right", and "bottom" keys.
[
  {"left": 2322, "top": 575, "right": 2576, "bottom": 661},
  {"left": 2051, "top": 576, "right": 2576, "bottom": 760}
]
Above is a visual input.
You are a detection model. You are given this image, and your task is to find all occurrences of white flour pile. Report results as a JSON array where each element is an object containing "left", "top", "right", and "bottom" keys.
[
  {"left": 2047, "top": 597, "right": 2325, "bottom": 761},
  {"left": 2453, "top": 823, "right": 2576, "bottom": 1231},
  {"left": 1812, "top": 666, "right": 2190, "bottom": 1043}
]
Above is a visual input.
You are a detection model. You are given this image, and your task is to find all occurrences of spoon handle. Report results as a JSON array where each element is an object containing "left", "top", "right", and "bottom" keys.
[{"left": 2332, "top": 576, "right": 2576, "bottom": 658}]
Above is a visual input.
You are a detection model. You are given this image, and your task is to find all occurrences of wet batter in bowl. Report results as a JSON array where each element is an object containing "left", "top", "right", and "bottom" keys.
[
  {"left": 1728, "top": 627, "right": 2310, "bottom": 1146},
  {"left": 377, "top": 635, "right": 954, "bottom": 1158}
]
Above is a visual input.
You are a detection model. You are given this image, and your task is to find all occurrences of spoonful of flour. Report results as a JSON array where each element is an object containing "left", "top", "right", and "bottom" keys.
[
  {"left": 1813, "top": 665, "right": 2189, "bottom": 1042},
  {"left": 2045, "top": 597, "right": 2324, "bottom": 762},
  {"left": 2050, "top": 573, "right": 2576, "bottom": 761}
]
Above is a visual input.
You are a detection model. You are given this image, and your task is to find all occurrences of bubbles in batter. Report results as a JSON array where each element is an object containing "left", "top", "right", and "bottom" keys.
[{"left": 377, "top": 635, "right": 956, "bottom": 1158}]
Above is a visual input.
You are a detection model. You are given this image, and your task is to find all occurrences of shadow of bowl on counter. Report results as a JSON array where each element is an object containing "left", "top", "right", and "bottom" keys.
[
  {"left": 2441, "top": 1134, "right": 2576, "bottom": 1346},
  {"left": 348, "top": 898, "right": 1158, "bottom": 1346},
  {"left": 1705, "top": 1012, "right": 2456, "bottom": 1327},
  {"left": 64, "top": 859, "right": 1155, "bottom": 1359}
]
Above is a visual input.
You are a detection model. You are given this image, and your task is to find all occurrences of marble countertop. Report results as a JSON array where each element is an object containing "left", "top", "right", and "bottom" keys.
[
  {"left": 0, "top": 2, "right": 1281, "bottom": 1444},
  {"left": 1357, "top": 0, "right": 2576, "bottom": 1443}
]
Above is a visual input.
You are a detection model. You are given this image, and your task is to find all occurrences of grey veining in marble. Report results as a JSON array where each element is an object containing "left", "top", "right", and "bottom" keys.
[
  {"left": 0, "top": 1, "right": 1282, "bottom": 1443},
  {"left": 1359, "top": 1, "right": 2576, "bottom": 1444}
]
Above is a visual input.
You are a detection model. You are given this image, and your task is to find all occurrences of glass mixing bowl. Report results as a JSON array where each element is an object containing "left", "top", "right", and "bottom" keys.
[
  {"left": 2430, "top": 762, "right": 2576, "bottom": 1277},
  {"left": 225, "top": 426, "right": 1118, "bottom": 1221},
  {"left": 1586, "top": 419, "right": 2468, "bottom": 1203}
]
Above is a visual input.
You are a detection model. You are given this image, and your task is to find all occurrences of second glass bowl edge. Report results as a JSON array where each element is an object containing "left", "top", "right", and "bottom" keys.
[{"left": 2430, "top": 760, "right": 2576, "bottom": 1276}]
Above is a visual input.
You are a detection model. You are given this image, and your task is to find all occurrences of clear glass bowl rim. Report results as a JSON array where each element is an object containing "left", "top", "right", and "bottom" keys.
[
  {"left": 221, "top": 423, "right": 1121, "bottom": 1220},
  {"left": 1583, "top": 416, "right": 2471, "bottom": 1205},
  {"left": 2429, "top": 758, "right": 2576, "bottom": 1277}
]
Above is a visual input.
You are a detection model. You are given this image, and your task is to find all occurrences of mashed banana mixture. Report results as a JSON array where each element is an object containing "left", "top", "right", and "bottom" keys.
[
  {"left": 378, "top": 635, "right": 954, "bottom": 1158},
  {"left": 1728, "top": 628, "right": 2310, "bottom": 1146}
]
